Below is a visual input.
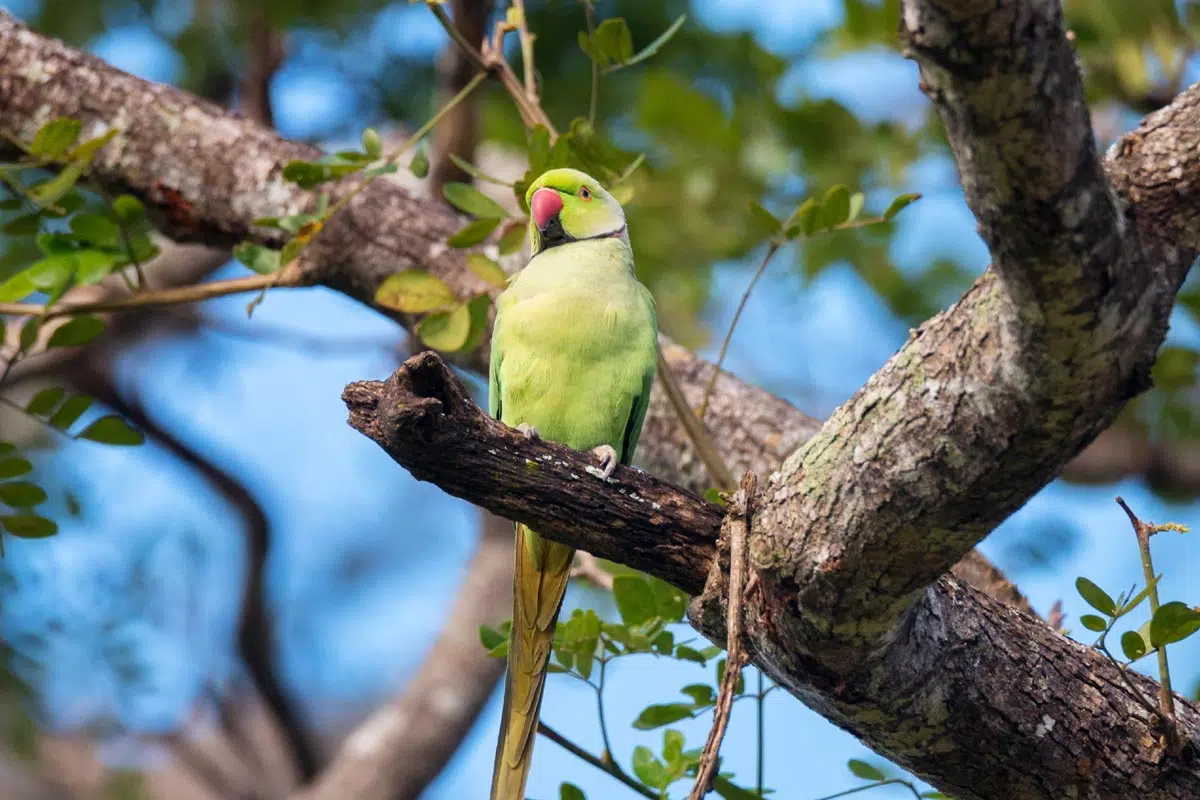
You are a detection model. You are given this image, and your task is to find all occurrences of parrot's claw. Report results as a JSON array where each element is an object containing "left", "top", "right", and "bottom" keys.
[
  {"left": 590, "top": 445, "right": 619, "bottom": 480},
  {"left": 516, "top": 423, "right": 541, "bottom": 441}
]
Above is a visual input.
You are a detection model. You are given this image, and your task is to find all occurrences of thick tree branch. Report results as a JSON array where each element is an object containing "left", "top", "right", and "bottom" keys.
[
  {"left": 0, "top": 13, "right": 1029, "bottom": 617},
  {"left": 346, "top": 353, "right": 1200, "bottom": 800}
]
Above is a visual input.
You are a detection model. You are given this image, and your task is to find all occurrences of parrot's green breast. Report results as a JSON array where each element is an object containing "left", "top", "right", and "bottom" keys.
[{"left": 490, "top": 237, "right": 657, "bottom": 461}]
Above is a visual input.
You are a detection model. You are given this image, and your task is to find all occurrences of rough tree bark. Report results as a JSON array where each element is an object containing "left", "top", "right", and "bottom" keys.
[
  {"left": 5, "top": 3, "right": 1200, "bottom": 798},
  {"left": 345, "top": 352, "right": 1200, "bottom": 800}
]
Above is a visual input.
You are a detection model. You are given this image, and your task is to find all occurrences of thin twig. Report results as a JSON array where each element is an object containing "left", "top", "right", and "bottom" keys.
[
  {"left": 1116, "top": 495, "right": 1178, "bottom": 749},
  {"left": 811, "top": 778, "right": 924, "bottom": 800},
  {"left": 0, "top": 272, "right": 303, "bottom": 320},
  {"left": 698, "top": 242, "right": 779, "bottom": 420},
  {"left": 689, "top": 471, "right": 756, "bottom": 799},
  {"left": 657, "top": 348, "right": 737, "bottom": 490},
  {"left": 538, "top": 721, "right": 656, "bottom": 799},
  {"left": 511, "top": 0, "right": 538, "bottom": 106},
  {"left": 427, "top": 1, "right": 489, "bottom": 73}
]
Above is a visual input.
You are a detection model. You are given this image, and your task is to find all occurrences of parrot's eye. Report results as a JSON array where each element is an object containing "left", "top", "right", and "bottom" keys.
[{"left": 578, "top": 186, "right": 592, "bottom": 200}]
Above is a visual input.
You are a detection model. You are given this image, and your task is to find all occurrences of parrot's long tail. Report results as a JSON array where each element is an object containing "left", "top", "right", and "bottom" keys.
[{"left": 491, "top": 523, "right": 574, "bottom": 800}]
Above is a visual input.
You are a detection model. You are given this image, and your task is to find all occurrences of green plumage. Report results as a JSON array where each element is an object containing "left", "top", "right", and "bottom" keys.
[{"left": 488, "top": 168, "right": 657, "bottom": 799}]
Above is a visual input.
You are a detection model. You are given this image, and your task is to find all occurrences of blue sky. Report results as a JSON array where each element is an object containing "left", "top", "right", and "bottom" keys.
[{"left": 3, "top": 1, "right": 1200, "bottom": 798}]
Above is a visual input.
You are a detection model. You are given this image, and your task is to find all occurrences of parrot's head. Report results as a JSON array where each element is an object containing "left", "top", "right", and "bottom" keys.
[{"left": 525, "top": 168, "right": 626, "bottom": 256}]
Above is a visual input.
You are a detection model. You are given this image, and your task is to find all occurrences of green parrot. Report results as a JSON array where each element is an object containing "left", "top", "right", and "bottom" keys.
[{"left": 488, "top": 167, "right": 658, "bottom": 799}]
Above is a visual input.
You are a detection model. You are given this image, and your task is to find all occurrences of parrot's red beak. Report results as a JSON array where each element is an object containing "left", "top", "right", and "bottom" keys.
[{"left": 530, "top": 188, "right": 564, "bottom": 230}]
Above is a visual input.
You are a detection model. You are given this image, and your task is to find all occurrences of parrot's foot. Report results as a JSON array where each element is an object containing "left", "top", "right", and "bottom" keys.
[
  {"left": 516, "top": 423, "right": 541, "bottom": 441},
  {"left": 590, "top": 444, "right": 619, "bottom": 480}
]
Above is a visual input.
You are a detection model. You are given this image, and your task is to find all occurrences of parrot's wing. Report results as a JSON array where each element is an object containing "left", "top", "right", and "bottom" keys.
[{"left": 620, "top": 359, "right": 656, "bottom": 465}]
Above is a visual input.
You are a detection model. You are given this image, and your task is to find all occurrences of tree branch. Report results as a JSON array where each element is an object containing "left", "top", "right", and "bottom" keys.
[
  {"left": 292, "top": 508, "right": 514, "bottom": 800},
  {"left": 346, "top": 352, "right": 1200, "bottom": 800}
]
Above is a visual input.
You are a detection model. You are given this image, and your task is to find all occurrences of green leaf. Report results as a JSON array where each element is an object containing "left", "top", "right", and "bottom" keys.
[
  {"left": 47, "top": 315, "right": 105, "bottom": 348},
  {"left": 1, "top": 514, "right": 57, "bottom": 538},
  {"left": 30, "top": 118, "right": 82, "bottom": 159},
  {"left": 528, "top": 126, "right": 552, "bottom": 175},
  {"left": 447, "top": 217, "right": 501, "bottom": 248},
  {"left": 921, "top": 793, "right": 950, "bottom": 799},
  {"left": 375, "top": 270, "right": 458, "bottom": 313},
  {"left": 0, "top": 442, "right": 14, "bottom": 455},
  {"left": 30, "top": 164, "right": 84, "bottom": 208},
  {"left": 631, "top": 746, "right": 669, "bottom": 789},
  {"left": 3, "top": 214, "right": 41, "bottom": 236},
  {"left": 0, "top": 482, "right": 47, "bottom": 508},
  {"left": 0, "top": 458, "right": 32, "bottom": 480},
  {"left": 67, "top": 128, "right": 118, "bottom": 165},
  {"left": 796, "top": 197, "right": 822, "bottom": 237},
  {"left": 712, "top": 775, "right": 762, "bottom": 800},
  {"left": 19, "top": 318, "right": 41, "bottom": 352},
  {"left": 466, "top": 254, "right": 508, "bottom": 288},
  {"left": 559, "top": 783, "right": 586, "bottom": 800},
  {"left": 234, "top": 242, "right": 283, "bottom": 275},
  {"left": 1075, "top": 577, "right": 1116, "bottom": 616},
  {"left": 479, "top": 625, "right": 507, "bottom": 651},
  {"left": 819, "top": 185, "right": 851, "bottom": 229},
  {"left": 48, "top": 394, "right": 92, "bottom": 430},
  {"left": 74, "top": 249, "right": 123, "bottom": 285},
  {"left": 0, "top": 271, "right": 38, "bottom": 303},
  {"left": 680, "top": 683, "right": 716, "bottom": 707},
  {"left": 460, "top": 294, "right": 492, "bottom": 353},
  {"left": 26, "top": 388, "right": 65, "bottom": 416},
  {"left": 1120, "top": 629, "right": 1148, "bottom": 661},
  {"left": 578, "top": 30, "right": 608, "bottom": 67},
  {"left": 442, "top": 182, "right": 508, "bottom": 219},
  {"left": 69, "top": 213, "right": 120, "bottom": 248},
  {"left": 361, "top": 127, "right": 383, "bottom": 159},
  {"left": 78, "top": 415, "right": 144, "bottom": 446},
  {"left": 497, "top": 223, "right": 526, "bottom": 256},
  {"left": 847, "top": 759, "right": 887, "bottom": 782},
  {"left": 883, "top": 192, "right": 922, "bottom": 220},
  {"left": 409, "top": 142, "right": 430, "bottom": 178},
  {"left": 1153, "top": 346, "right": 1200, "bottom": 390},
  {"left": 26, "top": 253, "right": 77, "bottom": 291},
  {"left": 748, "top": 200, "right": 781, "bottom": 237},
  {"left": 279, "top": 238, "right": 306, "bottom": 267},
  {"left": 613, "top": 575, "right": 657, "bottom": 626},
  {"left": 650, "top": 576, "right": 688, "bottom": 622},
  {"left": 281, "top": 158, "right": 363, "bottom": 189},
  {"left": 1149, "top": 601, "right": 1200, "bottom": 648},
  {"left": 1079, "top": 614, "right": 1108, "bottom": 632},
  {"left": 595, "top": 18, "right": 634, "bottom": 66},
  {"left": 112, "top": 195, "right": 145, "bottom": 223},
  {"left": 612, "top": 14, "right": 687, "bottom": 72},
  {"left": 674, "top": 645, "right": 708, "bottom": 664},
  {"left": 847, "top": 192, "right": 865, "bottom": 223},
  {"left": 360, "top": 164, "right": 399, "bottom": 181},
  {"left": 417, "top": 303, "right": 473, "bottom": 352}
]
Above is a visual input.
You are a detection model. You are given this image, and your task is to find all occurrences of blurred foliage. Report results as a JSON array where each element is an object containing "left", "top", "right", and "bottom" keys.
[{"left": 5, "top": 0, "right": 1200, "bottom": 795}]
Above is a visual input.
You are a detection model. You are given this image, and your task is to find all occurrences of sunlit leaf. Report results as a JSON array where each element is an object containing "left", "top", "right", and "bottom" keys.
[
  {"left": 847, "top": 759, "right": 887, "bottom": 782},
  {"left": 417, "top": 303, "right": 472, "bottom": 351},
  {"left": 234, "top": 242, "right": 283, "bottom": 275},
  {"left": 613, "top": 575, "right": 657, "bottom": 626},
  {"left": 466, "top": 254, "right": 508, "bottom": 288},
  {"left": 1120, "top": 629, "right": 1148, "bottom": 661},
  {"left": 1149, "top": 601, "right": 1200, "bottom": 648},
  {"left": 883, "top": 192, "right": 922, "bottom": 220},
  {"left": 1079, "top": 614, "right": 1108, "bottom": 632},
  {"left": 447, "top": 217, "right": 501, "bottom": 248},
  {"left": 30, "top": 118, "right": 82, "bottom": 160},
  {"left": 443, "top": 182, "right": 508, "bottom": 219},
  {"left": 1075, "top": 576, "right": 1116, "bottom": 616},
  {"left": 375, "top": 270, "right": 458, "bottom": 313}
]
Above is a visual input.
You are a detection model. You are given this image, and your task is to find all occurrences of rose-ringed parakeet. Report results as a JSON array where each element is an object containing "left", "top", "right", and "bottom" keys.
[{"left": 488, "top": 168, "right": 658, "bottom": 799}]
